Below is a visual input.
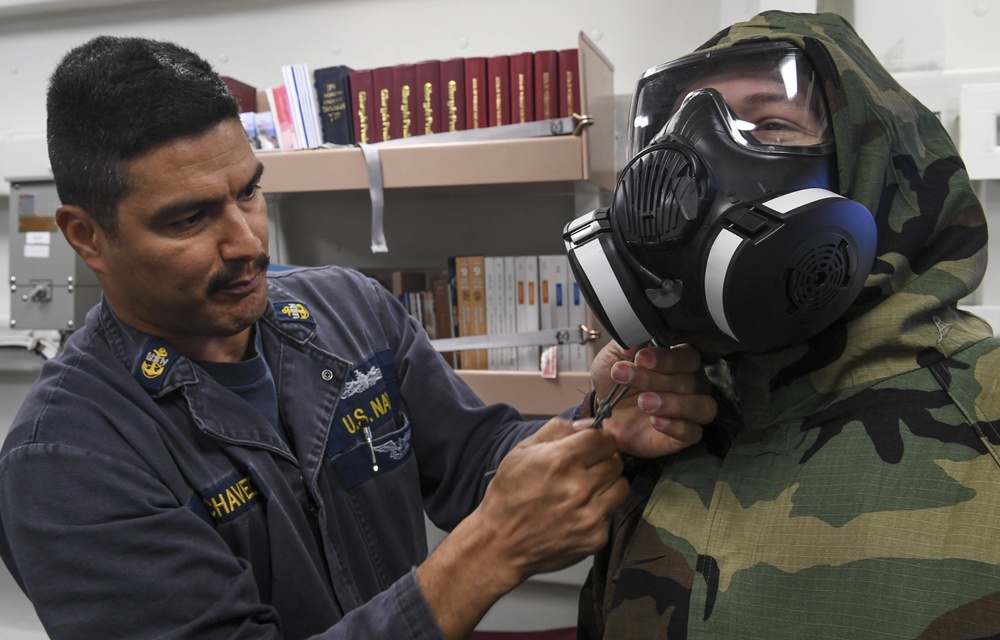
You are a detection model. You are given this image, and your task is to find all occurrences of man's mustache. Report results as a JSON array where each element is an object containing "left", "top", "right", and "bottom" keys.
[{"left": 207, "top": 253, "right": 271, "bottom": 294}]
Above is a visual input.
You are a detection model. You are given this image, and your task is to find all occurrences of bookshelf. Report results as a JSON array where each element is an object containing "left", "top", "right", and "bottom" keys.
[
  {"left": 257, "top": 32, "right": 614, "bottom": 414},
  {"left": 259, "top": 135, "right": 595, "bottom": 193}
]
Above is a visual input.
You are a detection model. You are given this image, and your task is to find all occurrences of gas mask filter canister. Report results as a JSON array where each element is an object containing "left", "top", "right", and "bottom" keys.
[{"left": 564, "top": 41, "right": 877, "bottom": 354}]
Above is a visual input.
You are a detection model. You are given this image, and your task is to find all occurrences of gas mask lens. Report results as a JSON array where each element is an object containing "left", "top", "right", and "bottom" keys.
[{"left": 627, "top": 41, "right": 832, "bottom": 159}]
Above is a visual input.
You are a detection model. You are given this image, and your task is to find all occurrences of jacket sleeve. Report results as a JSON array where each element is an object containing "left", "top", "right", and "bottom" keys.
[
  {"left": 363, "top": 274, "right": 550, "bottom": 531},
  {"left": 1, "top": 442, "right": 279, "bottom": 639},
  {"left": 0, "top": 440, "right": 449, "bottom": 640}
]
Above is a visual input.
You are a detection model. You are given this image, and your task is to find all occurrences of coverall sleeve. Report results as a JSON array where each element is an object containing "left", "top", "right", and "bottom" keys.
[
  {"left": 0, "top": 442, "right": 445, "bottom": 639},
  {"left": 363, "top": 276, "right": 550, "bottom": 531}
]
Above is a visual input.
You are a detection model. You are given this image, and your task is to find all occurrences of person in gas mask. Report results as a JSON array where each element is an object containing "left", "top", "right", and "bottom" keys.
[{"left": 569, "top": 11, "right": 1000, "bottom": 638}]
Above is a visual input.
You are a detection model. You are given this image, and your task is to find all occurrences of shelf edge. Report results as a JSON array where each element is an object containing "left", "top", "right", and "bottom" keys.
[
  {"left": 258, "top": 136, "right": 587, "bottom": 193},
  {"left": 457, "top": 369, "right": 592, "bottom": 416}
]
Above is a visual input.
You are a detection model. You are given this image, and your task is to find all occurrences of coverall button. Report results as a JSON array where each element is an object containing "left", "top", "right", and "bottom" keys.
[{"left": 321, "top": 369, "right": 334, "bottom": 381}]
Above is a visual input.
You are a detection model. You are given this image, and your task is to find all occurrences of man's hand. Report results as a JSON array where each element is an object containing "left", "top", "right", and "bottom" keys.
[
  {"left": 475, "top": 418, "right": 627, "bottom": 580},
  {"left": 415, "top": 418, "right": 627, "bottom": 639},
  {"left": 590, "top": 342, "right": 717, "bottom": 458}
]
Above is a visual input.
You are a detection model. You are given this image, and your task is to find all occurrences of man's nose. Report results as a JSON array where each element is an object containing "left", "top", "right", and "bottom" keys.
[{"left": 219, "top": 205, "right": 263, "bottom": 261}]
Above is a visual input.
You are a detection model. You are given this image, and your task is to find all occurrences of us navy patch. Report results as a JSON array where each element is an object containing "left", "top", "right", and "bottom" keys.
[
  {"left": 273, "top": 300, "right": 316, "bottom": 324},
  {"left": 327, "top": 350, "right": 402, "bottom": 457},
  {"left": 132, "top": 337, "right": 177, "bottom": 391}
]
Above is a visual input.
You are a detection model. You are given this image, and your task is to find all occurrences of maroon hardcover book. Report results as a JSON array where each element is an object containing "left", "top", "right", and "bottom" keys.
[
  {"left": 558, "top": 48, "right": 581, "bottom": 118},
  {"left": 372, "top": 65, "right": 395, "bottom": 142},
  {"left": 533, "top": 50, "right": 559, "bottom": 121},
  {"left": 509, "top": 52, "right": 534, "bottom": 124},
  {"left": 464, "top": 56, "right": 487, "bottom": 130},
  {"left": 393, "top": 63, "right": 417, "bottom": 139},
  {"left": 349, "top": 69, "right": 375, "bottom": 144},
  {"left": 440, "top": 57, "right": 466, "bottom": 132},
  {"left": 221, "top": 76, "right": 257, "bottom": 112},
  {"left": 487, "top": 54, "right": 510, "bottom": 127},
  {"left": 414, "top": 60, "right": 442, "bottom": 136}
]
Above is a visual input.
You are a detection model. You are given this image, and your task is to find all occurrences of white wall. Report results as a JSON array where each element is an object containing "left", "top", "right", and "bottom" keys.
[{"left": 2, "top": 0, "right": 1000, "bottom": 635}]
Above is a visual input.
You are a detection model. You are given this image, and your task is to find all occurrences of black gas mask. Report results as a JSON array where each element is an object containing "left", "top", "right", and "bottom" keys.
[{"left": 564, "top": 42, "right": 877, "bottom": 355}]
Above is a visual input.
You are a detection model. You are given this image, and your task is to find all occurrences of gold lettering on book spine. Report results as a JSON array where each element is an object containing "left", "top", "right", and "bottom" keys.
[
  {"left": 494, "top": 76, "right": 503, "bottom": 125},
  {"left": 357, "top": 91, "right": 369, "bottom": 144},
  {"left": 565, "top": 71, "right": 575, "bottom": 115},
  {"left": 542, "top": 72, "right": 551, "bottom": 119},
  {"left": 380, "top": 87, "right": 391, "bottom": 140},
  {"left": 471, "top": 78, "right": 480, "bottom": 128},
  {"left": 422, "top": 82, "right": 434, "bottom": 135},
  {"left": 447, "top": 80, "right": 458, "bottom": 131},
  {"left": 517, "top": 73, "right": 526, "bottom": 122},
  {"left": 401, "top": 84, "right": 412, "bottom": 137},
  {"left": 321, "top": 82, "right": 346, "bottom": 122}
]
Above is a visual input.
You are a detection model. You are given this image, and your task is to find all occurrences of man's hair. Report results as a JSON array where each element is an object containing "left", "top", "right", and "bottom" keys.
[{"left": 46, "top": 36, "right": 241, "bottom": 236}]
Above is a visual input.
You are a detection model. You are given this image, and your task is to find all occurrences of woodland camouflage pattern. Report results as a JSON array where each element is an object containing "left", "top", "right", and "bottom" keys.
[{"left": 580, "top": 11, "right": 1000, "bottom": 639}]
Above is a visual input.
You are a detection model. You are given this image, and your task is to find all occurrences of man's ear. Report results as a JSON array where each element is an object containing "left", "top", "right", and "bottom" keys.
[{"left": 56, "top": 204, "right": 109, "bottom": 275}]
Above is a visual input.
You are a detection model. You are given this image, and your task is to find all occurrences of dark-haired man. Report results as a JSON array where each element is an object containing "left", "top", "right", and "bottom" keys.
[{"left": 0, "top": 36, "right": 716, "bottom": 639}]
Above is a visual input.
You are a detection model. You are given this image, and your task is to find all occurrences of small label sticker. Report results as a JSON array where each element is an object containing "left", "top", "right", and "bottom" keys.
[
  {"left": 23, "top": 245, "right": 49, "bottom": 259},
  {"left": 25, "top": 232, "right": 50, "bottom": 245},
  {"left": 18, "top": 216, "right": 58, "bottom": 233},
  {"left": 17, "top": 193, "right": 35, "bottom": 216},
  {"left": 541, "top": 345, "right": 558, "bottom": 379}
]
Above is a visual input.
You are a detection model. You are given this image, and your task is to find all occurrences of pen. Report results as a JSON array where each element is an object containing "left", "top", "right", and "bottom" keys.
[{"left": 363, "top": 426, "right": 379, "bottom": 472}]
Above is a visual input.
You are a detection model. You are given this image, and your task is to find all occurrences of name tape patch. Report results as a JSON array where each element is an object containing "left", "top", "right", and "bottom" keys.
[{"left": 197, "top": 472, "right": 263, "bottom": 524}]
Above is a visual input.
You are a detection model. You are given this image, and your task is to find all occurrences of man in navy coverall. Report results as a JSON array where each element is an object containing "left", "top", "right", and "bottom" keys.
[{"left": 0, "top": 36, "right": 715, "bottom": 639}]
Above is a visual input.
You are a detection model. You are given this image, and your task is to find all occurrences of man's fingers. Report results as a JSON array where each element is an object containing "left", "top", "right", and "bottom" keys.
[
  {"left": 526, "top": 417, "right": 579, "bottom": 443},
  {"left": 590, "top": 456, "right": 627, "bottom": 495},
  {"left": 527, "top": 418, "right": 618, "bottom": 452},
  {"left": 634, "top": 343, "right": 703, "bottom": 374},
  {"left": 649, "top": 417, "right": 704, "bottom": 447},
  {"left": 637, "top": 390, "right": 718, "bottom": 424},
  {"left": 612, "top": 347, "right": 708, "bottom": 397}
]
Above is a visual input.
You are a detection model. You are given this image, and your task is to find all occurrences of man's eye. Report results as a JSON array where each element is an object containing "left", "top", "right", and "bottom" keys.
[
  {"left": 174, "top": 211, "right": 206, "bottom": 228},
  {"left": 239, "top": 183, "right": 260, "bottom": 200},
  {"left": 748, "top": 119, "right": 822, "bottom": 146},
  {"left": 755, "top": 119, "right": 800, "bottom": 132}
]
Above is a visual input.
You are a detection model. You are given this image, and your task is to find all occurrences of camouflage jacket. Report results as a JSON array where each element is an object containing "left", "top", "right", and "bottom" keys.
[{"left": 581, "top": 11, "right": 1000, "bottom": 639}]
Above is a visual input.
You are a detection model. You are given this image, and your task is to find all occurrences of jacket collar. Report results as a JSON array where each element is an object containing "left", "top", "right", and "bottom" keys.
[{"left": 96, "top": 278, "right": 324, "bottom": 398}]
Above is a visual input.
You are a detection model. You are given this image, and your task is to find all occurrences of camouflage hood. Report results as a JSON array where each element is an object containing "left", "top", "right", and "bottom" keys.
[{"left": 698, "top": 11, "right": 993, "bottom": 426}]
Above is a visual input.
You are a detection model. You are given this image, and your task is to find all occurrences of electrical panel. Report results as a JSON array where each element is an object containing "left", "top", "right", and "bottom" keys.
[{"left": 7, "top": 177, "right": 101, "bottom": 331}]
